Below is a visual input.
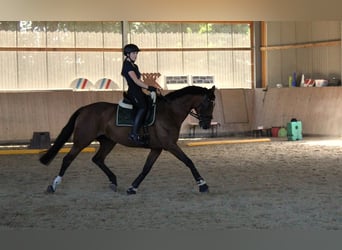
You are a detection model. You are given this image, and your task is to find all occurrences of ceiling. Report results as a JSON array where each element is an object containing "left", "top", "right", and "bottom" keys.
[{"left": 1, "top": 0, "right": 341, "bottom": 21}]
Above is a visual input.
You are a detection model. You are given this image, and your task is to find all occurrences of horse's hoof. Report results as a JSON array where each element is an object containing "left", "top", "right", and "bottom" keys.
[
  {"left": 46, "top": 185, "right": 55, "bottom": 194},
  {"left": 109, "top": 183, "right": 117, "bottom": 192},
  {"left": 126, "top": 187, "right": 137, "bottom": 195},
  {"left": 199, "top": 184, "right": 209, "bottom": 193}
]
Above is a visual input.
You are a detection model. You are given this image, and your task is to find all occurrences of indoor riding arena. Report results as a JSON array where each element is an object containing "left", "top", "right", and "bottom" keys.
[
  {"left": 1, "top": 59, "right": 342, "bottom": 231},
  {"left": 1, "top": 2, "right": 342, "bottom": 233}
]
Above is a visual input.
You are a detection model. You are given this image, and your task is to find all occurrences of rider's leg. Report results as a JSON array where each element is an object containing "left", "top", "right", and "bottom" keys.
[
  {"left": 127, "top": 91, "right": 148, "bottom": 145},
  {"left": 129, "top": 108, "right": 147, "bottom": 145}
]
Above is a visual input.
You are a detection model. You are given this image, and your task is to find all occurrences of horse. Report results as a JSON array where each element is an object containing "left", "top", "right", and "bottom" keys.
[{"left": 40, "top": 85, "right": 216, "bottom": 195}]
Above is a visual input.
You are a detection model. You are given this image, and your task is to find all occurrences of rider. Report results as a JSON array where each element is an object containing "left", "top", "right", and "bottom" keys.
[{"left": 121, "top": 43, "right": 161, "bottom": 145}]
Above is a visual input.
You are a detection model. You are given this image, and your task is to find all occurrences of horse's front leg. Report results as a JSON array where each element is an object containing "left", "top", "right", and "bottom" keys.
[
  {"left": 127, "top": 148, "right": 162, "bottom": 195},
  {"left": 167, "top": 143, "right": 209, "bottom": 193}
]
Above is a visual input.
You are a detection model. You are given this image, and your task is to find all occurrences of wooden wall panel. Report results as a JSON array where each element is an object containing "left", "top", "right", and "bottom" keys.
[
  {"left": 0, "top": 90, "right": 124, "bottom": 143},
  {"left": 220, "top": 89, "right": 249, "bottom": 124},
  {"left": 261, "top": 87, "right": 342, "bottom": 136},
  {"left": 2, "top": 87, "right": 342, "bottom": 143}
]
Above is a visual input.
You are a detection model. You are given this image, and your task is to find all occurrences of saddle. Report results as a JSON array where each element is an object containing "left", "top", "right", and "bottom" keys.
[{"left": 116, "top": 92, "right": 157, "bottom": 127}]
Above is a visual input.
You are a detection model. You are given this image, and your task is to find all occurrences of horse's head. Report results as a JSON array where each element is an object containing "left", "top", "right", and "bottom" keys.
[{"left": 193, "top": 86, "right": 216, "bottom": 129}]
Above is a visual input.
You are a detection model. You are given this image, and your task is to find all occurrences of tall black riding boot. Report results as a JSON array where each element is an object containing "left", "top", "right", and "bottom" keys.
[{"left": 129, "top": 109, "right": 146, "bottom": 146}]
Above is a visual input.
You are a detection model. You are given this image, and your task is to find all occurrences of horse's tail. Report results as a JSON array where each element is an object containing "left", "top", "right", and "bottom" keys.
[{"left": 39, "top": 109, "right": 81, "bottom": 165}]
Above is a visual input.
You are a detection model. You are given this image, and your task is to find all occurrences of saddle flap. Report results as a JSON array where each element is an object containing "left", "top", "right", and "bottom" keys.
[{"left": 116, "top": 102, "right": 156, "bottom": 127}]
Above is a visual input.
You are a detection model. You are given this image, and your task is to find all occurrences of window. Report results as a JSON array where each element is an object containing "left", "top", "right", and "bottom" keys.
[
  {"left": 0, "top": 21, "right": 253, "bottom": 90},
  {"left": 128, "top": 22, "right": 253, "bottom": 89}
]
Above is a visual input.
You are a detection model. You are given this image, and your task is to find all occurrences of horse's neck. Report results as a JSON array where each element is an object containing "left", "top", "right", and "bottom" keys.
[{"left": 168, "top": 95, "right": 201, "bottom": 122}]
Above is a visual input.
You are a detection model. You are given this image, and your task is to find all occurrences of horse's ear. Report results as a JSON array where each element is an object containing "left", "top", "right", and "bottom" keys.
[{"left": 208, "top": 85, "right": 216, "bottom": 99}]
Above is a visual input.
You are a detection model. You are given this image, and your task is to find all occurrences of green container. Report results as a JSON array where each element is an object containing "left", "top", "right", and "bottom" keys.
[{"left": 287, "top": 121, "right": 303, "bottom": 141}]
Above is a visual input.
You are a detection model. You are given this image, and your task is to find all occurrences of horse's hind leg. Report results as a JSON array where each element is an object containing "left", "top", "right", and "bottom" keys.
[
  {"left": 92, "top": 135, "right": 117, "bottom": 191},
  {"left": 46, "top": 145, "right": 85, "bottom": 193},
  {"left": 127, "top": 148, "right": 162, "bottom": 194}
]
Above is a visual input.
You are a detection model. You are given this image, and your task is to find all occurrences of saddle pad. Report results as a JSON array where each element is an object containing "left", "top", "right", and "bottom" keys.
[{"left": 116, "top": 103, "right": 156, "bottom": 127}]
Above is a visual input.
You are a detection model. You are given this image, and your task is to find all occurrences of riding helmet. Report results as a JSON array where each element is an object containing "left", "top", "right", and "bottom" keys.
[{"left": 123, "top": 44, "right": 140, "bottom": 56}]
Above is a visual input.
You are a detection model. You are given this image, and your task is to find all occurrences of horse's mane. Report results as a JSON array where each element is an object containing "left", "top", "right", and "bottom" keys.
[{"left": 164, "top": 86, "right": 208, "bottom": 101}]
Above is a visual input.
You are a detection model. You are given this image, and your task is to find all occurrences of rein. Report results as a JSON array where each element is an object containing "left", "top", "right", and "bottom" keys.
[
  {"left": 189, "top": 110, "right": 200, "bottom": 120},
  {"left": 189, "top": 110, "right": 212, "bottom": 123}
]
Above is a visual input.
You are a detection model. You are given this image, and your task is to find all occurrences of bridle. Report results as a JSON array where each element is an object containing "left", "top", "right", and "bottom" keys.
[{"left": 189, "top": 95, "right": 215, "bottom": 124}]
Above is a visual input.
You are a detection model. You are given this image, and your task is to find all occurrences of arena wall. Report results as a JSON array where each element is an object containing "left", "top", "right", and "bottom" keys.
[{"left": 0, "top": 87, "right": 341, "bottom": 144}]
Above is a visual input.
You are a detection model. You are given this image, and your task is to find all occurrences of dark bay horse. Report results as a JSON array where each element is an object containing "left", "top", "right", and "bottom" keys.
[{"left": 40, "top": 85, "right": 216, "bottom": 194}]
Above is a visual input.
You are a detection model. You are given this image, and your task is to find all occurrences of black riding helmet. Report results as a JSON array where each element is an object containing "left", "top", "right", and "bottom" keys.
[{"left": 123, "top": 44, "right": 140, "bottom": 56}]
